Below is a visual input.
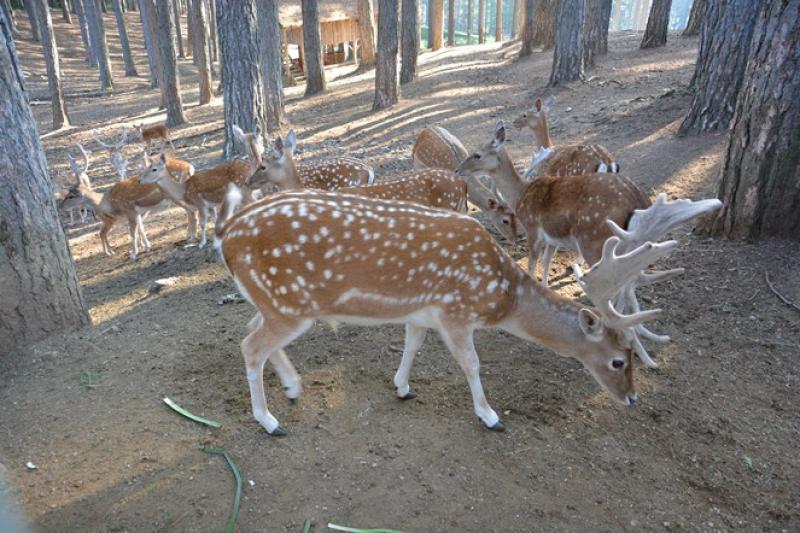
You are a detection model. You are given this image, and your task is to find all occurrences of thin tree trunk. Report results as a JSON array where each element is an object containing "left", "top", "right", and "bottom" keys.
[
  {"left": 99, "top": 0, "right": 107, "bottom": 13},
  {"left": 0, "top": 0, "right": 15, "bottom": 35},
  {"left": 191, "top": 0, "right": 211, "bottom": 103},
  {"left": 495, "top": 0, "right": 502, "bottom": 41},
  {"left": 477, "top": 0, "right": 484, "bottom": 43},
  {"left": 533, "top": 0, "right": 557, "bottom": 49},
  {"left": 217, "top": 0, "right": 262, "bottom": 157},
  {"left": 74, "top": 0, "right": 96, "bottom": 65},
  {"left": 34, "top": 0, "right": 69, "bottom": 128},
  {"left": 519, "top": 0, "right": 533, "bottom": 56},
  {"left": 256, "top": 0, "right": 284, "bottom": 130},
  {"left": 26, "top": 0, "right": 41, "bottom": 40},
  {"left": 400, "top": 0, "right": 418, "bottom": 83},
  {"left": 301, "top": 0, "right": 325, "bottom": 95},
  {"left": 679, "top": 0, "right": 759, "bottom": 135},
  {"left": 61, "top": 0, "right": 72, "bottom": 22},
  {"left": 171, "top": 0, "right": 184, "bottom": 57},
  {"left": 155, "top": 0, "right": 184, "bottom": 126},
  {"left": 430, "top": 0, "right": 443, "bottom": 49},
  {"left": 357, "top": 0, "right": 376, "bottom": 69},
  {"left": 112, "top": 0, "right": 137, "bottom": 75},
  {"left": 511, "top": 0, "right": 520, "bottom": 39},
  {"left": 704, "top": 0, "right": 800, "bottom": 240},
  {"left": 373, "top": 0, "right": 399, "bottom": 109},
  {"left": 83, "top": 0, "right": 113, "bottom": 90},
  {"left": 682, "top": 0, "right": 702, "bottom": 36},
  {"left": 0, "top": 11, "right": 90, "bottom": 352},
  {"left": 548, "top": 0, "right": 583, "bottom": 86},
  {"left": 206, "top": 0, "right": 217, "bottom": 62},
  {"left": 447, "top": 0, "right": 454, "bottom": 45},
  {"left": 641, "top": 0, "right": 670, "bottom": 48},
  {"left": 139, "top": 0, "right": 159, "bottom": 87},
  {"left": 185, "top": 0, "right": 192, "bottom": 57},
  {"left": 467, "top": 0, "right": 473, "bottom": 42},
  {"left": 583, "top": 0, "right": 611, "bottom": 69}
]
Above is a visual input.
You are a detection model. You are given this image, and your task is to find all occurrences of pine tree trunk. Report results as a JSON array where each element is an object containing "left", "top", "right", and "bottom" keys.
[
  {"left": 33, "top": 0, "right": 69, "bottom": 128},
  {"left": 704, "top": 0, "right": 800, "bottom": 240},
  {"left": 495, "top": 0, "right": 502, "bottom": 41},
  {"left": 0, "top": 0, "right": 15, "bottom": 35},
  {"left": 430, "top": 0, "right": 443, "bottom": 49},
  {"left": 533, "top": 0, "right": 557, "bottom": 50},
  {"left": 155, "top": 0, "right": 184, "bottom": 125},
  {"left": 548, "top": 0, "right": 583, "bottom": 86},
  {"left": 641, "top": 0, "right": 671, "bottom": 49},
  {"left": 0, "top": 13, "right": 90, "bottom": 352},
  {"left": 301, "top": 0, "right": 325, "bottom": 95},
  {"left": 83, "top": 0, "right": 113, "bottom": 90},
  {"left": 206, "top": 0, "right": 217, "bottom": 62},
  {"left": 217, "top": 0, "right": 262, "bottom": 157},
  {"left": 583, "top": 0, "right": 611, "bottom": 69},
  {"left": 61, "top": 0, "right": 73, "bottom": 22},
  {"left": 139, "top": 0, "right": 159, "bottom": 88},
  {"left": 511, "top": 0, "right": 521, "bottom": 38},
  {"left": 679, "top": 0, "right": 759, "bottom": 135},
  {"left": 111, "top": 0, "right": 137, "bottom": 75},
  {"left": 190, "top": 0, "right": 211, "bottom": 104},
  {"left": 467, "top": 0, "right": 473, "bottom": 41},
  {"left": 400, "top": 0, "right": 418, "bottom": 83},
  {"left": 185, "top": 0, "right": 193, "bottom": 58},
  {"left": 373, "top": 0, "right": 399, "bottom": 109},
  {"left": 171, "top": 0, "right": 184, "bottom": 57},
  {"left": 682, "top": 0, "right": 702, "bottom": 36},
  {"left": 477, "top": 0, "right": 485, "bottom": 43},
  {"left": 99, "top": 0, "right": 107, "bottom": 13},
  {"left": 447, "top": 0, "right": 454, "bottom": 45},
  {"left": 25, "top": 0, "right": 41, "bottom": 41},
  {"left": 74, "top": 0, "right": 96, "bottom": 64},
  {"left": 518, "top": 0, "right": 534, "bottom": 56},
  {"left": 357, "top": 0, "right": 376, "bottom": 68},
  {"left": 256, "top": 0, "right": 284, "bottom": 130},
  {"left": 611, "top": 0, "right": 622, "bottom": 30}
]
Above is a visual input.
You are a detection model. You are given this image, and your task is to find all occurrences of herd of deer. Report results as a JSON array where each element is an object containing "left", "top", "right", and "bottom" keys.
[{"left": 57, "top": 99, "right": 721, "bottom": 436}]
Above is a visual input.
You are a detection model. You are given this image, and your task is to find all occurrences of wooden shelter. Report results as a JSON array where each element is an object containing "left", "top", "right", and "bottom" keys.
[{"left": 279, "top": 0, "right": 362, "bottom": 72}]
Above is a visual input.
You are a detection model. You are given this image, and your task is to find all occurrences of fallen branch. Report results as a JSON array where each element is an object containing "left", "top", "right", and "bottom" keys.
[{"left": 765, "top": 273, "right": 800, "bottom": 313}]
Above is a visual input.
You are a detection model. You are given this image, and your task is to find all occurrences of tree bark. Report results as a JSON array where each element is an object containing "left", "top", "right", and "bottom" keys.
[
  {"left": 25, "top": 0, "right": 41, "bottom": 41},
  {"left": 583, "top": 0, "right": 611, "bottom": 69},
  {"left": 495, "top": 0, "right": 502, "bottom": 41},
  {"left": 704, "top": 0, "right": 800, "bottom": 241},
  {"left": 356, "top": 0, "right": 376, "bottom": 68},
  {"left": 467, "top": 0, "right": 473, "bottom": 41},
  {"left": 373, "top": 0, "right": 399, "bottom": 109},
  {"left": 0, "top": 0, "right": 14, "bottom": 35},
  {"left": 217, "top": 0, "right": 262, "bottom": 157},
  {"left": 518, "top": 0, "right": 534, "bottom": 56},
  {"left": 99, "top": 0, "right": 107, "bottom": 13},
  {"left": 139, "top": 0, "right": 160, "bottom": 88},
  {"left": 171, "top": 0, "right": 184, "bottom": 57},
  {"left": 33, "top": 0, "right": 69, "bottom": 128},
  {"left": 301, "top": 0, "right": 325, "bottom": 95},
  {"left": 533, "top": 0, "right": 557, "bottom": 49},
  {"left": 83, "top": 0, "right": 113, "bottom": 90},
  {"left": 256, "top": 0, "right": 284, "bottom": 130},
  {"left": 548, "top": 0, "right": 582, "bottom": 86},
  {"left": 206, "top": 0, "right": 217, "bottom": 62},
  {"left": 682, "top": 0, "right": 702, "bottom": 36},
  {"left": 111, "top": 0, "right": 137, "bottom": 75},
  {"left": 154, "top": 0, "right": 184, "bottom": 125},
  {"left": 190, "top": 0, "right": 211, "bottom": 104},
  {"left": 447, "top": 0, "right": 454, "bottom": 45},
  {"left": 477, "top": 0, "right": 485, "bottom": 43},
  {"left": 641, "top": 0, "right": 671, "bottom": 49},
  {"left": 0, "top": 11, "right": 90, "bottom": 352},
  {"left": 511, "top": 0, "right": 520, "bottom": 38},
  {"left": 679, "top": 0, "right": 759, "bottom": 135},
  {"left": 400, "top": 0, "right": 418, "bottom": 83},
  {"left": 430, "top": 0, "right": 443, "bottom": 49},
  {"left": 74, "top": 0, "right": 96, "bottom": 65},
  {"left": 61, "top": 0, "right": 73, "bottom": 22}
]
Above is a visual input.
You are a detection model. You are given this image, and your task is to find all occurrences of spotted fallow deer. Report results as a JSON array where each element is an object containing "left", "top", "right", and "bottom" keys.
[
  {"left": 139, "top": 125, "right": 263, "bottom": 247},
  {"left": 137, "top": 123, "right": 175, "bottom": 151},
  {"left": 215, "top": 189, "right": 699, "bottom": 435},
  {"left": 59, "top": 145, "right": 181, "bottom": 260},
  {"left": 411, "top": 125, "right": 519, "bottom": 242},
  {"left": 91, "top": 127, "right": 132, "bottom": 180},
  {"left": 141, "top": 150, "right": 195, "bottom": 183},
  {"left": 512, "top": 97, "right": 618, "bottom": 179}
]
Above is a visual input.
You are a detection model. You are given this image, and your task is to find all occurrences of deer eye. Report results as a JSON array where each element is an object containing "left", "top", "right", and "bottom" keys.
[
  {"left": 611, "top": 359, "right": 625, "bottom": 370},
  {"left": 473, "top": 153, "right": 481, "bottom": 160}
]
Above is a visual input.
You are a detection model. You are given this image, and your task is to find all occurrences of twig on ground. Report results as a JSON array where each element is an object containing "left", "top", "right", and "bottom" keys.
[{"left": 765, "top": 273, "right": 800, "bottom": 313}]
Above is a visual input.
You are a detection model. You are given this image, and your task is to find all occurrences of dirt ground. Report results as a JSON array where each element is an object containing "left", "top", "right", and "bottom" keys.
[{"left": 2, "top": 9, "right": 799, "bottom": 533}]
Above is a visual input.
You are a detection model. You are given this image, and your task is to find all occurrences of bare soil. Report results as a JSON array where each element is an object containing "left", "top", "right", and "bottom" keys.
[{"left": 2, "top": 10, "right": 799, "bottom": 533}]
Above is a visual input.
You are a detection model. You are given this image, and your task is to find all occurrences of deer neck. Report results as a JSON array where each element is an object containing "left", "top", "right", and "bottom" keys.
[
  {"left": 535, "top": 115, "right": 554, "bottom": 149},
  {"left": 500, "top": 275, "right": 587, "bottom": 358},
  {"left": 493, "top": 149, "right": 527, "bottom": 210},
  {"left": 279, "top": 155, "right": 305, "bottom": 191},
  {"left": 78, "top": 184, "right": 106, "bottom": 213},
  {"left": 155, "top": 174, "right": 187, "bottom": 204}
]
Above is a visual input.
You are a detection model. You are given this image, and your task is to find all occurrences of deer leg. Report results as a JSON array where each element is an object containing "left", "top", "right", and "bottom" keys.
[
  {"left": 241, "top": 316, "right": 312, "bottom": 435},
  {"left": 198, "top": 206, "right": 210, "bottom": 248},
  {"left": 393, "top": 325, "right": 426, "bottom": 400},
  {"left": 136, "top": 214, "right": 151, "bottom": 251},
  {"left": 126, "top": 217, "right": 139, "bottom": 260},
  {"left": 245, "top": 313, "right": 303, "bottom": 401},
  {"left": 183, "top": 207, "right": 198, "bottom": 242},
  {"left": 528, "top": 238, "right": 544, "bottom": 279},
  {"left": 438, "top": 326, "right": 503, "bottom": 431},
  {"left": 99, "top": 218, "right": 114, "bottom": 255},
  {"left": 542, "top": 245, "right": 557, "bottom": 286}
]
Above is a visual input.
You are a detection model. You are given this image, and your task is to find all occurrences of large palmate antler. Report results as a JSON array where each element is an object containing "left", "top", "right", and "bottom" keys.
[
  {"left": 574, "top": 236, "right": 681, "bottom": 368},
  {"left": 92, "top": 127, "right": 130, "bottom": 180}
]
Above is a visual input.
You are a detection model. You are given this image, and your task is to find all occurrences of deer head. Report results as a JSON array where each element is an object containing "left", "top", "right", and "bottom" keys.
[
  {"left": 512, "top": 96, "right": 553, "bottom": 150},
  {"left": 457, "top": 122, "right": 509, "bottom": 178},
  {"left": 249, "top": 129, "right": 300, "bottom": 190},
  {"left": 232, "top": 123, "right": 265, "bottom": 166}
]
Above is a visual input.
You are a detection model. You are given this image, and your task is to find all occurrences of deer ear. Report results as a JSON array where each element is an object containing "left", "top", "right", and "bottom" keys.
[
  {"left": 284, "top": 129, "right": 297, "bottom": 154},
  {"left": 491, "top": 123, "right": 506, "bottom": 148},
  {"left": 487, "top": 197, "right": 498, "bottom": 209},
  {"left": 273, "top": 137, "right": 285, "bottom": 158},
  {"left": 578, "top": 308, "right": 604, "bottom": 342},
  {"left": 534, "top": 97, "right": 543, "bottom": 112}
]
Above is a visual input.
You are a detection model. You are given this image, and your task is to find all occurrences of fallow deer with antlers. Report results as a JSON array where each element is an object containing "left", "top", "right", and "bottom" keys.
[
  {"left": 512, "top": 97, "right": 619, "bottom": 178},
  {"left": 411, "top": 125, "right": 519, "bottom": 242},
  {"left": 215, "top": 189, "right": 708, "bottom": 435}
]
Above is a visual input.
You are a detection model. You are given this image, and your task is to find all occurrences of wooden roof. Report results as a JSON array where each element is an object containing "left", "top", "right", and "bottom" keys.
[{"left": 279, "top": 0, "right": 359, "bottom": 28}]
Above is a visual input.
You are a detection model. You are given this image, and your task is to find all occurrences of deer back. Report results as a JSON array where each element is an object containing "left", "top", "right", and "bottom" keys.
[
  {"left": 108, "top": 176, "right": 165, "bottom": 213},
  {"left": 297, "top": 157, "right": 374, "bottom": 190},
  {"left": 185, "top": 159, "right": 252, "bottom": 205},
  {"left": 411, "top": 126, "right": 469, "bottom": 170},
  {"left": 220, "top": 191, "right": 521, "bottom": 324},
  {"left": 343, "top": 169, "right": 468, "bottom": 212},
  {"left": 535, "top": 144, "right": 618, "bottom": 177},
  {"left": 141, "top": 124, "right": 169, "bottom": 143},
  {"left": 516, "top": 173, "right": 650, "bottom": 264}
]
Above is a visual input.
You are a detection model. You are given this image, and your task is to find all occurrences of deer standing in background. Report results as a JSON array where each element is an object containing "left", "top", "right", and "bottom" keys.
[
  {"left": 512, "top": 97, "right": 619, "bottom": 178},
  {"left": 411, "top": 125, "right": 519, "bottom": 243},
  {"left": 216, "top": 189, "right": 698, "bottom": 435},
  {"left": 139, "top": 125, "right": 263, "bottom": 247},
  {"left": 92, "top": 127, "right": 131, "bottom": 180},
  {"left": 137, "top": 123, "right": 175, "bottom": 151},
  {"left": 141, "top": 151, "right": 195, "bottom": 183}
]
